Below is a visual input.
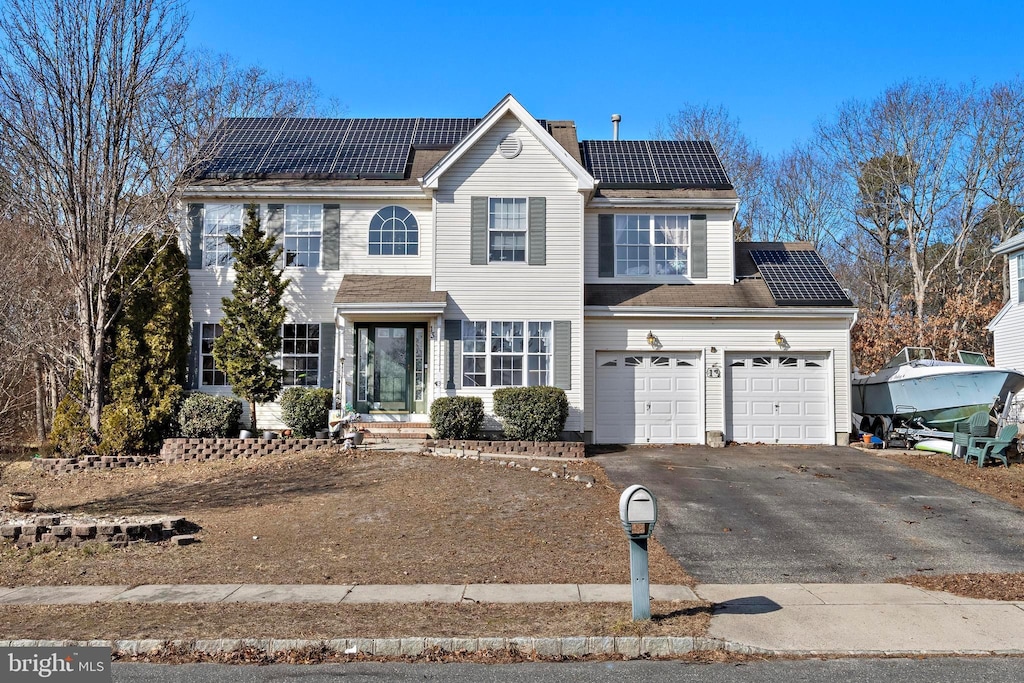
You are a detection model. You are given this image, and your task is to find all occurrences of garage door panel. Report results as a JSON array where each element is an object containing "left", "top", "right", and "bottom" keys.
[
  {"left": 595, "top": 352, "right": 702, "bottom": 444},
  {"left": 777, "top": 378, "right": 802, "bottom": 393},
  {"left": 727, "top": 353, "right": 831, "bottom": 445}
]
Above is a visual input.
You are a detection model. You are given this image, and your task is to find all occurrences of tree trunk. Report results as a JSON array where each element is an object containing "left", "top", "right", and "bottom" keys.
[
  {"left": 249, "top": 399, "right": 258, "bottom": 433},
  {"left": 34, "top": 355, "right": 46, "bottom": 442}
]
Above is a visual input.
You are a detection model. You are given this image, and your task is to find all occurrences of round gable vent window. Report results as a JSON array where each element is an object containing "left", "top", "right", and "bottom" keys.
[{"left": 499, "top": 135, "right": 523, "bottom": 159}]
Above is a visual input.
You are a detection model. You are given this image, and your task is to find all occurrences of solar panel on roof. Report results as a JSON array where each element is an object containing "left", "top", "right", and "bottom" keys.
[
  {"left": 412, "top": 118, "right": 480, "bottom": 147},
  {"left": 750, "top": 250, "right": 852, "bottom": 306},
  {"left": 579, "top": 139, "right": 732, "bottom": 189},
  {"left": 334, "top": 143, "right": 409, "bottom": 178},
  {"left": 257, "top": 143, "right": 340, "bottom": 175}
]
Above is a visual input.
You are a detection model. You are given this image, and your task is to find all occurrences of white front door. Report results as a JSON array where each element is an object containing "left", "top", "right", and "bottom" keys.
[
  {"left": 595, "top": 352, "right": 701, "bottom": 444},
  {"left": 726, "top": 353, "right": 831, "bottom": 444}
]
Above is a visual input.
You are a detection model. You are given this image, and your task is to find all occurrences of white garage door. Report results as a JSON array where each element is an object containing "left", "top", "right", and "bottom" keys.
[
  {"left": 595, "top": 352, "right": 701, "bottom": 444},
  {"left": 726, "top": 353, "right": 831, "bottom": 444}
]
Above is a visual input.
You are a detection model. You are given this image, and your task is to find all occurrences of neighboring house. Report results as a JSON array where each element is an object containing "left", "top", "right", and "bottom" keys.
[
  {"left": 181, "top": 94, "right": 857, "bottom": 445},
  {"left": 988, "top": 232, "right": 1024, "bottom": 370}
]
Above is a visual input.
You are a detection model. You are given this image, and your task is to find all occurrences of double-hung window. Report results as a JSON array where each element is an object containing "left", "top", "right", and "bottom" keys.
[
  {"left": 284, "top": 205, "right": 322, "bottom": 268},
  {"left": 461, "top": 320, "right": 552, "bottom": 387},
  {"left": 614, "top": 214, "right": 689, "bottom": 276},
  {"left": 282, "top": 324, "right": 319, "bottom": 386},
  {"left": 489, "top": 198, "right": 527, "bottom": 262},
  {"left": 1018, "top": 254, "right": 1024, "bottom": 304},
  {"left": 203, "top": 204, "right": 243, "bottom": 268},
  {"left": 201, "top": 323, "right": 228, "bottom": 386}
]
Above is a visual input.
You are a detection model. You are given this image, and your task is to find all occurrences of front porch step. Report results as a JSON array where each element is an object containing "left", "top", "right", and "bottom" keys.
[{"left": 354, "top": 423, "right": 434, "bottom": 441}]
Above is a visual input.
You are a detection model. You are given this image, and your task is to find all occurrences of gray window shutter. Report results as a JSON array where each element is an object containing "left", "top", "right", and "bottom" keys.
[
  {"left": 598, "top": 214, "right": 614, "bottom": 277},
  {"left": 553, "top": 320, "right": 571, "bottom": 390},
  {"left": 691, "top": 214, "right": 707, "bottom": 278},
  {"left": 470, "top": 196, "right": 488, "bottom": 265},
  {"left": 266, "top": 204, "right": 284, "bottom": 240},
  {"left": 322, "top": 204, "right": 340, "bottom": 270},
  {"left": 188, "top": 322, "right": 202, "bottom": 388},
  {"left": 187, "top": 204, "right": 204, "bottom": 269},
  {"left": 444, "top": 319, "right": 462, "bottom": 390},
  {"left": 319, "top": 322, "right": 335, "bottom": 390},
  {"left": 528, "top": 197, "right": 546, "bottom": 266}
]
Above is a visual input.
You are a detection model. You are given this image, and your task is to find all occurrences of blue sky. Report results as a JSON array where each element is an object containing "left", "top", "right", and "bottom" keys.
[{"left": 186, "top": 1, "right": 1024, "bottom": 157}]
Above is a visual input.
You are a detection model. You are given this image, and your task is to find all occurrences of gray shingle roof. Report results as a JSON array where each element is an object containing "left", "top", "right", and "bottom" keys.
[{"left": 334, "top": 275, "right": 447, "bottom": 305}]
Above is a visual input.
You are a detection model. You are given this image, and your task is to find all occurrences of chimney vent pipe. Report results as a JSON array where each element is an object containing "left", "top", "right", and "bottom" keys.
[{"left": 611, "top": 114, "right": 621, "bottom": 141}]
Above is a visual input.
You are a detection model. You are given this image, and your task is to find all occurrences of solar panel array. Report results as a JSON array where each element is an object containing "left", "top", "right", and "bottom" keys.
[
  {"left": 195, "top": 117, "right": 484, "bottom": 180},
  {"left": 579, "top": 140, "right": 732, "bottom": 189},
  {"left": 750, "top": 250, "right": 853, "bottom": 306}
]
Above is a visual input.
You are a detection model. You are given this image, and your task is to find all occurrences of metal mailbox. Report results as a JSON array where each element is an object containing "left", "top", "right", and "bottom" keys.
[{"left": 618, "top": 484, "right": 658, "bottom": 621}]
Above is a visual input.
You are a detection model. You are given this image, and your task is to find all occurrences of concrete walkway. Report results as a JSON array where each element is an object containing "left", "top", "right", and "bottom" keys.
[{"left": 2, "top": 582, "right": 1023, "bottom": 655}]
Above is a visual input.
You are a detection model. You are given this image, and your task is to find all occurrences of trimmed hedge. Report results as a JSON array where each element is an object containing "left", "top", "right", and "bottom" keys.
[
  {"left": 430, "top": 396, "right": 484, "bottom": 439},
  {"left": 280, "top": 387, "right": 333, "bottom": 437},
  {"left": 493, "top": 386, "right": 569, "bottom": 441},
  {"left": 177, "top": 393, "right": 243, "bottom": 438}
]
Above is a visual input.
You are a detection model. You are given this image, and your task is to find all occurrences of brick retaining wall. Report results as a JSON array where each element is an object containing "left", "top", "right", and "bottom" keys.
[
  {"left": 160, "top": 437, "right": 332, "bottom": 463},
  {"left": 0, "top": 516, "right": 189, "bottom": 549},
  {"left": 430, "top": 439, "right": 585, "bottom": 459},
  {"left": 31, "top": 455, "right": 160, "bottom": 475}
]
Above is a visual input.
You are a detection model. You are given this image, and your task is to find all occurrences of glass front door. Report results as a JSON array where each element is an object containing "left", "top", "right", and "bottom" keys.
[{"left": 355, "top": 324, "right": 426, "bottom": 413}]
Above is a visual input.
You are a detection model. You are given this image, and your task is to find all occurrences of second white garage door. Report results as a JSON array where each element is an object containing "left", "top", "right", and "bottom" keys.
[
  {"left": 595, "top": 352, "right": 701, "bottom": 444},
  {"left": 726, "top": 353, "right": 831, "bottom": 444}
]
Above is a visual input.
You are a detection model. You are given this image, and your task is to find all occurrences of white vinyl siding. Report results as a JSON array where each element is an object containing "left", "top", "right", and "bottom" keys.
[
  {"left": 583, "top": 316, "right": 853, "bottom": 444},
  {"left": 433, "top": 114, "right": 583, "bottom": 430},
  {"left": 584, "top": 209, "right": 735, "bottom": 284}
]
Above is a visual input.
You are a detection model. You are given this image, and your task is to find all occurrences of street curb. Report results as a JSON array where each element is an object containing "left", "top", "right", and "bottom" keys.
[{"left": 1, "top": 637, "right": 1021, "bottom": 659}]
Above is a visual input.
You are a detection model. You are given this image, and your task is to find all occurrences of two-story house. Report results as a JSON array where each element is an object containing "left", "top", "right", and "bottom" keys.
[
  {"left": 988, "top": 233, "right": 1024, "bottom": 369},
  {"left": 181, "top": 94, "right": 857, "bottom": 445}
]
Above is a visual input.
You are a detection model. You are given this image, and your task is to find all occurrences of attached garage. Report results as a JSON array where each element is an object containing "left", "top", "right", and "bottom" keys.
[
  {"left": 726, "top": 353, "right": 831, "bottom": 444},
  {"left": 594, "top": 351, "right": 702, "bottom": 444}
]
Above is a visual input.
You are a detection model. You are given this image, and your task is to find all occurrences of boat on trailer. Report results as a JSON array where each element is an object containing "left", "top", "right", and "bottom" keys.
[{"left": 852, "top": 347, "right": 1024, "bottom": 435}]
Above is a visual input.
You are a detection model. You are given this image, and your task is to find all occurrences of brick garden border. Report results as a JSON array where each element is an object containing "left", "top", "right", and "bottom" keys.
[
  {"left": 430, "top": 439, "right": 585, "bottom": 459},
  {"left": 31, "top": 455, "right": 161, "bottom": 475},
  {"left": 160, "top": 437, "right": 332, "bottom": 464},
  {"left": 0, "top": 516, "right": 191, "bottom": 550}
]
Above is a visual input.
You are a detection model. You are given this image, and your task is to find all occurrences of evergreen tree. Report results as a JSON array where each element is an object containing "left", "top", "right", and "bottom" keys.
[
  {"left": 99, "top": 235, "right": 191, "bottom": 454},
  {"left": 213, "top": 203, "right": 289, "bottom": 432}
]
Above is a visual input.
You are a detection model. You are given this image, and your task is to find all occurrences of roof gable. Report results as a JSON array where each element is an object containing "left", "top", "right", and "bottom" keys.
[
  {"left": 420, "top": 94, "right": 594, "bottom": 191},
  {"left": 993, "top": 230, "right": 1024, "bottom": 256}
]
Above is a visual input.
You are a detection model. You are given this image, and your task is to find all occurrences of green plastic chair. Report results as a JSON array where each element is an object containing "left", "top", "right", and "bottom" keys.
[
  {"left": 965, "top": 424, "right": 1019, "bottom": 468},
  {"left": 952, "top": 411, "right": 991, "bottom": 460}
]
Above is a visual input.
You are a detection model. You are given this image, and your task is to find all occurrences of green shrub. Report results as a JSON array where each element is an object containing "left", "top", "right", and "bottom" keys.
[
  {"left": 280, "top": 387, "right": 333, "bottom": 437},
  {"left": 177, "top": 393, "right": 243, "bottom": 438},
  {"left": 492, "top": 386, "right": 569, "bottom": 441},
  {"left": 50, "top": 393, "right": 95, "bottom": 455},
  {"left": 97, "top": 403, "right": 147, "bottom": 456},
  {"left": 430, "top": 396, "right": 484, "bottom": 439}
]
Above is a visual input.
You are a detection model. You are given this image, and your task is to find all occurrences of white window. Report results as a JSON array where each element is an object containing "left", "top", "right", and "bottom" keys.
[
  {"left": 461, "top": 320, "right": 552, "bottom": 387},
  {"left": 201, "top": 323, "right": 228, "bottom": 386},
  {"left": 369, "top": 205, "right": 419, "bottom": 256},
  {"left": 461, "top": 321, "right": 487, "bottom": 387},
  {"left": 203, "top": 204, "right": 243, "bottom": 268},
  {"left": 614, "top": 214, "right": 689, "bottom": 276},
  {"left": 284, "top": 205, "right": 322, "bottom": 268},
  {"left": 282, "top": 324, "right": 319, "bottom": 386},
  {"left": 489, "top": 198, "right": 527, "bottom": 262},
  {"left": 1018, "top": 255, "right": 1024, "bottom": 304}
]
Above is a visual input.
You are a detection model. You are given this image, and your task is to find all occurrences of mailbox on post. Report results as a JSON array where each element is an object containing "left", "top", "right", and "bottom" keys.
[{"left": 618, "top": 485, "right": 657, "bottom": 621}]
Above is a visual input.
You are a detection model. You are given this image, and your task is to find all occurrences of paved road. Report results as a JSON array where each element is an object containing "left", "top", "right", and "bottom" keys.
[
  {"left": 594, "top": 445, "right": 1024, "bottom": 583},
  {"left": 111, "top": 659, "right": 1024, "bottom": 682}
]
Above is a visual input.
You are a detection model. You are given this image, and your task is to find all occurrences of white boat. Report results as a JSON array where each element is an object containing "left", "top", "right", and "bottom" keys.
[{"left": 852, "top": 347, "right": 1024, "bottom": 433}]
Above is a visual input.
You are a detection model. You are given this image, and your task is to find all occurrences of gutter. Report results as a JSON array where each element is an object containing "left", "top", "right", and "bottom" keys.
[
  {"left": 182, "top": 186, "right": 429, "bottom": 200},
  {"left": 587, "top": 197, "right": 739, "bottom": 210},
  {"left": 584, "top": 306, "right": 859, "bottom": 319}
]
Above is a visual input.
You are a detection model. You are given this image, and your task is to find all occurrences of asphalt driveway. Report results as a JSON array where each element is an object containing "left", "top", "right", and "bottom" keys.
[{"left": 593, "top": 445, "right": 1024, "bottom": 583}]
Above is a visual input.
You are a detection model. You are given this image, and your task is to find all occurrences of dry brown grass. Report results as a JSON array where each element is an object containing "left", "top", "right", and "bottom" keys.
[{"left": 0, "top": 449, "right": 691, "bottom": 587}]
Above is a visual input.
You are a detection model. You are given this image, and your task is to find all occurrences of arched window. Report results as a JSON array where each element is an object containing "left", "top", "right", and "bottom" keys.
[{"left": 369, "top": 206, "right": 419, "bottom": 256}]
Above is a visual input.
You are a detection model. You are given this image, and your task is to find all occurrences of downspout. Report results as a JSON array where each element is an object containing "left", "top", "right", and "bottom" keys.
[{"left": 332, "top": 309, "right": 342, "bottom": 411}]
